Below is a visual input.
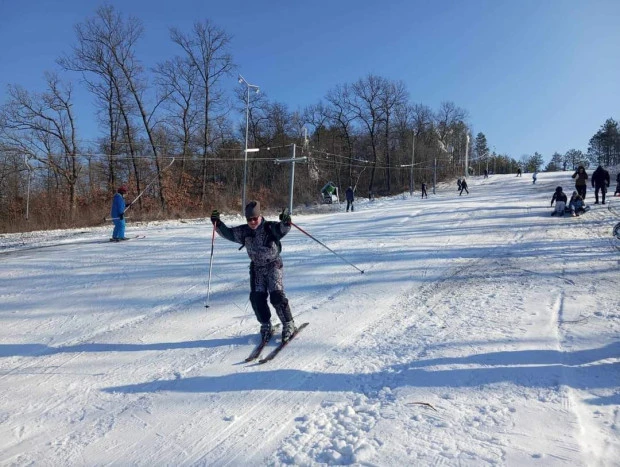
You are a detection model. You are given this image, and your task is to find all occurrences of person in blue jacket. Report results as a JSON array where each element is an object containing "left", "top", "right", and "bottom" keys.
[{"left": 110, "top": 186, "right": 128, "bottom": 241}]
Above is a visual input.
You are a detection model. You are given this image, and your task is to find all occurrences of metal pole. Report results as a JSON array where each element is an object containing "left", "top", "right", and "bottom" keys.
[
  {"left": 242, "top": 85, "right": 250, "bottom": 214},
  {"left": 24, "top": 155, "right": 32, "bottom": 221},
  {"left": 205, "top": 221, "right": 216, "bottom": 308},
  {"left": 465, "top": 133, "right": 470, "bottom": 178},
  {"left": 288, "top": 144, "right": 296, "bottom": 214},
  {"left": 433, "top": 158, "right": 437, "bottom": 194},
  {"left": 409, "top": 131, "right": 415, "bottom": 197}
]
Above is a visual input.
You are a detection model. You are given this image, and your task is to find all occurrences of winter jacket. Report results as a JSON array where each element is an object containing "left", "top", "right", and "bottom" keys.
[
  {"left": 345, "top": 187, "right": 354, "bottom": 201},
  {"left": 216, "top": 218, "right": 290, "bottom": 267},
  {"left": 572, "top": 167, "right": 588, "bottom": 186},
  {"left": 551, "top": 191, "right": 567, "bottom": 206},
  {"left": 591, "top": 166, "right": 610, "bottom": 187},
  {"left": 110, "top": 193, "right": 126, "bottom": 218},
  {"left": 569, "top": 195, "right": 584, "bottom": 211}
]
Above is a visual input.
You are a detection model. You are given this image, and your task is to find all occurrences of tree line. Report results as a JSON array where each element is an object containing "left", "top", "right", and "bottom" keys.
[{"left": 1, "top": 5, "right": 616, "bottom": 233}]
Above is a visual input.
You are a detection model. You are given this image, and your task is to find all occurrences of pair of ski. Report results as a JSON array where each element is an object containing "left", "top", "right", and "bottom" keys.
[
  {"left": 109, "top": 235, "right": 145, "bottom": 242},
  {"left": 245, "top": 322, "right": 309, "bottom": 364}
]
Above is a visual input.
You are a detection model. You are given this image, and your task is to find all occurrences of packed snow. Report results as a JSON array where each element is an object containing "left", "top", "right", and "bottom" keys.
[{"left": 1, "top": 172, "right": 619, "bottom": 466}]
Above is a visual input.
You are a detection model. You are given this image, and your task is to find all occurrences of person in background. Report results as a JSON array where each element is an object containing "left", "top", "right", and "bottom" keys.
[
  {"left": 591, "top": 165, "right": 610, "bottom": 205},
  {"left": 345, "top": 186, "right": 355, "bottom": 212},
  {"left": 110, "top": 186, "right": 129, "bottom": 242},
  {"left": 516, "top": 168, "right": 522, "bottom": 177},
  {"left": 568, "top": 191, "right": 587, "bottom": 217},
  {"left": 550, "top": 186, "right": 568, "bottom": 216},
  {"left": 572, "top": 165, "right": 588, "bottom": 199},
  {"left": 532, "top": 171, "right": 538, "bottom": 184},
  {"left": 459, "top": 178, "right": 469, "bottom": 195},
  {"left": 421, "top": 182, "right": 428, "bottom": 199},
  {"left": 457, "top": 178, "right": 462, "bottom": 191},
  {"left": 210, "top": 201, "right": 297, "bottom": 343},
  {"left": 483, "top": 169, "right": 488, "bottom": 179},
  {"left": 614, "top": 172, "right": 620, "bottom": 197}
]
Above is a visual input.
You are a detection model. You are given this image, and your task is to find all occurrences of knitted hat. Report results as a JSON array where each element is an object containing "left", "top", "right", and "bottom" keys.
[
  {"left": 118, "top": 186, "right": 128, "bottom": 194},
  {"left": 245, "top": 200, "right": 261, "bottom": 218}
]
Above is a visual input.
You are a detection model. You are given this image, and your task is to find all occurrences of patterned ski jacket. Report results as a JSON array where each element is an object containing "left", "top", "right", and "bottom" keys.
[{"left": 216, "top": 218, "right": 290, "bottom": 267}]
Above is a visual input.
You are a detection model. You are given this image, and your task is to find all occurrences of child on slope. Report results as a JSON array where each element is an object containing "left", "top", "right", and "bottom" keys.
[{"left": 550, "top": 186, "right": 567, "bottom": 216}]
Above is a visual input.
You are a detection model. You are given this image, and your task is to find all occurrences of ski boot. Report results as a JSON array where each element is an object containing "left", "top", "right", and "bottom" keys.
[
  {"left": 282, "top": 321, "right": 296, "bottom": 342},
  {"left": 260, "top": 322, "right": 273, "bottom": 342}
]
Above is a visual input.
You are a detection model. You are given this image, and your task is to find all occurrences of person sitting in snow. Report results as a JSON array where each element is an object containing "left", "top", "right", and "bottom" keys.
[
  {"left": 210, "top": 201, "right": 297, "bottom": 343},
  {"left": 550, "top": 186, "right": 567, "bottom": 216},
  {"left": 568, "top": 191, "right": 587, "bottom": 217}
]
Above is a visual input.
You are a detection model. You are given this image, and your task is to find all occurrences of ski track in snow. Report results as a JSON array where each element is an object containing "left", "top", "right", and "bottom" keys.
[{"left": 1, "top": 172, "right": 619, "bottom": 466}]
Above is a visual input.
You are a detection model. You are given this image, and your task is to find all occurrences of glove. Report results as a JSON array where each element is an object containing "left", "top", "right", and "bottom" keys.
[
  {"left": 119, "top": 213, "right": 124, "bottom": 220},
  {"left": 279, "top": 209, "right": 291, "bottom": 225},
  {"left": 210, "top": 210, "right": 220, "bottom": 225},
  {"left": 126, "top": 201, "right": 133, "bottom": 209}
]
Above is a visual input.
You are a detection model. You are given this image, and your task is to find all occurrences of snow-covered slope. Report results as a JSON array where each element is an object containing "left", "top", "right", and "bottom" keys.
[{"left": 1, "top": 172, "right": 618, "bottom": 466}]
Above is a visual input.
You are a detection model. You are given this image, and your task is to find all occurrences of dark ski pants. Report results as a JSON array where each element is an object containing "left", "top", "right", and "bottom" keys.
[
  {"left": 459, "top": 187, "right": 469, "bottom": 195},
  {"left": 594, "top": 185, "right": 607, "bottom": 204},
  {"left": 576, "top": 185, "right": 587, "bottom": 200},
  {"left": 249, "top": 261, "right": 293, "bottom": 325},
  {"left": 421, "top": 189, "right": 427, "bottom": 198},
  {"left": 346, "top": 200, "right": 354, "bottom": 212}
]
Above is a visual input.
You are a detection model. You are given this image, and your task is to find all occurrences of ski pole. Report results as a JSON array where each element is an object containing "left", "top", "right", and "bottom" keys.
[
  {"left": 205, "top": 221, "right": 216, "bottom": 308},
  {"left": 290, "top": 221, "right": 364, "bottom": 274}
]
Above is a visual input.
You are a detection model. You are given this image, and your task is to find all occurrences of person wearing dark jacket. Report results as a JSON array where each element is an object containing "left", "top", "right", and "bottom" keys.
[
  {"left": 591, "top": 165, "right": 610, "bottom": 204},
  {"left": 459, "top": 178, "right": 469, "bottom": 195},
  {"left": 345, "top": 186, "right": 355, "bottom": 212},
  {"left": 615, "top": 172, "right": 620, "bottom": 197},
  {"left": 551, "top": 186, "right": 568, "bottom": 216},
  {"left": 421, "top": 182, "right": 428, "bottom": 199},
  {"left": 571, "top": 165, "right": 588, "bottom": 199},
  {"left": 211, "top": 201, "right": 296, "bottom": 343}
]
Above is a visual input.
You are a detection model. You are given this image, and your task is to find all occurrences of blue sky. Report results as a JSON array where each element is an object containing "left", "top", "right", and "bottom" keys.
[{"left": 1, "top": 0, "right": 619, "bottom": 162}]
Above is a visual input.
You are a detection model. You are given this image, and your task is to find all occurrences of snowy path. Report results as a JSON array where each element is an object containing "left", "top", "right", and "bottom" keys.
[{"left": 1, "top": 172, "right": 618, "bottom": 466}]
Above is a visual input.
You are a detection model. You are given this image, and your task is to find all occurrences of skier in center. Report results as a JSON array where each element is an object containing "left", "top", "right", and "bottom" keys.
[{"left": 210, "top": 201, "right": 297, "bottom": 343}]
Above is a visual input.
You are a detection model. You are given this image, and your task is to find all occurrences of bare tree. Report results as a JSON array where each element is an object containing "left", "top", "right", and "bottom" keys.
[
  {"left": 154, "top": 56, "right": 200, "bottom": 188},
  {"left": 349, "top": 74, "right": 387, "bottom": 197},
  {"left": 170, "top": 21, "right": 235, "bottom": 203},
  {"left": 0, "top": 73, "right": 81, "bottom": 214},
  {"left": 325, "top": 85, "right": 357, "bottom": 184},
  {"left": 379, "top": 79, "right": 408, "bottom": 193},
  {"left": 64, "top": 5, "right": 169, "bottom": 210}
]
